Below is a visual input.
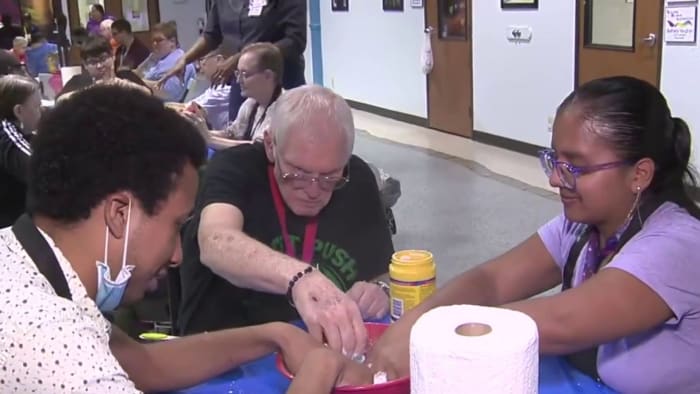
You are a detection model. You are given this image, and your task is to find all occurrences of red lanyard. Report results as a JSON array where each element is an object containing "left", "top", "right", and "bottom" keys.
[{"left": 268, "top": 165, "right": 318, "bottom": 263}]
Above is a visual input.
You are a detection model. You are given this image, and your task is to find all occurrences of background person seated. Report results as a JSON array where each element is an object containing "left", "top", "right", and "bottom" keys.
[
  {"left": 0, "top": 74, "right": 41, "bottom": 228},
  {"left": 99, "top": 18, "right": 119, "bottom": 55},
  {"left": 178, "top": 86, "right": 395, "bottom": 359},
  {"left": 0, "top": 49, "right": 28, "bottom": 76},
  {"left": 178, "top": 42, "right": 286, "bottom": 151},
  {"left": 137, "top": 21, "right": 195, "bottom": 102},
  {"left": 218, "top": 42, "right": 284, "bottom": 144},
  {"left": 111, "top": 18, "right": 150, "bottom": 71},
  {"left": 60, "top": 36, "right": 150, "bottom": 99},
  {"left": 166, "top": 47, "right": 232, "bottom": 131},
  {"left": 10, "top": 36, "right": 27, "bottom": 64}
]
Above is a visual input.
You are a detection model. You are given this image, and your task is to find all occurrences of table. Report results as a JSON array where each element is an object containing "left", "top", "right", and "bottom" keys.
[
  {"left": 166, "top": 354, "right": 616, "bottom": 394},
  {"left": 165, "top": 320, "right": 617, "bottom": 394}
]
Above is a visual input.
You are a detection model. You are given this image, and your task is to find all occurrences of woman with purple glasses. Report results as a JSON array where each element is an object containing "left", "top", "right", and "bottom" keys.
[{"left": 367, "top": 76, "right": 700, "bottom": 394}]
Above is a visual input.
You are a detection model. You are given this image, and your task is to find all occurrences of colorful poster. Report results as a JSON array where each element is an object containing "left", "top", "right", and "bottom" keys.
[{"left": 665, "top": 6, "right": 697, "bottom": 44}]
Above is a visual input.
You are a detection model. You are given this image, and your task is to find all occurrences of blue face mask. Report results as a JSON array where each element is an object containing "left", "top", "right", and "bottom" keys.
[{"left": 95, "top": 200, "right": 135, "bottom": 312}]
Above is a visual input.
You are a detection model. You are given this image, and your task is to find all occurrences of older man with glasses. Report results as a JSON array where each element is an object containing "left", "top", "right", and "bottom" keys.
[{"left": 178, "top": 85, "right": 394, "bottom": 360}]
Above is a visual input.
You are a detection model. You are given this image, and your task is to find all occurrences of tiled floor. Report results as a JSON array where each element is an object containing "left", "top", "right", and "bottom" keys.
[{"left": 353, "top": 109, "right": 555, "bottom": 193}]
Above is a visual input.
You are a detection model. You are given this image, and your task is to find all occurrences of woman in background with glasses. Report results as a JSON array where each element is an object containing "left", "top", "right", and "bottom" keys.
[{"left": 368, "top": 76, "right": 700, "bottom": 394}]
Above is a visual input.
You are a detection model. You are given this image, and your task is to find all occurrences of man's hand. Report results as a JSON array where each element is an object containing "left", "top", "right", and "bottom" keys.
[
  {"left": 211, "top": 53, "right": 239, "bottom": 87},
  {"left": 292, "top": 270, "right": 368, "bottom": 357},
  {"left": 346, "top": 281, "right": 389, "bottom": 320},
  {"left": 156, "top": 57, "right": 187, "bottom": 89}
]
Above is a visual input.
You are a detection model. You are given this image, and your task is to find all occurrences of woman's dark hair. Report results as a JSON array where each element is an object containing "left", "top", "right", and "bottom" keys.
[
  {"left": 0, "top": 74, "right": 39, "bottom": 122},
  {"left": 558, "top": 75, "right": 699, "bottom": 216},
  {"left": 27, "top": 84, "right": 207, "bottom": 222},
  {"left": 90, "top": 4, "right": 105, "bottom": 16}
]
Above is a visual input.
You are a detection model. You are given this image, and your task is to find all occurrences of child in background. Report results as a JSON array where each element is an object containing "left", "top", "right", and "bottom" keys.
[{"left": 10, "top": 36, "right": 27, "bottom": 65}]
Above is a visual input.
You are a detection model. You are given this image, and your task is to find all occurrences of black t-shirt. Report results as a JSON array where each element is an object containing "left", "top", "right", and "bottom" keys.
[
  {"left": 0, "top": 120, "right": 31, "bottom": 228},
  {"left": 178, "top": 143, "right": 394, "bottom": 334}
]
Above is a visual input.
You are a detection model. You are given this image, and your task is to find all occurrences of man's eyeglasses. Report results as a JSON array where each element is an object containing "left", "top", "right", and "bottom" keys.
[
  {"left": 279, "top": 165, "right": 350, "bottom": 191},
  {"left": 234, "top": 70, "right": 262, "bottom": 81},
  {"left": 538, "top": 148, "right": 629, "bottom": 190},
  {"left": 85, "top": 55, "right": 112, "bottom": 67}
]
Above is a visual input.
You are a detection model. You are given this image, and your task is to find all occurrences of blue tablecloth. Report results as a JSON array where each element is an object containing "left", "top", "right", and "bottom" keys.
[
  {"left": 165, "top": 319, "right": 617, "bottom": 394},
  {"left": 167, "top": 354, "right": 616, "bottom": 394}
]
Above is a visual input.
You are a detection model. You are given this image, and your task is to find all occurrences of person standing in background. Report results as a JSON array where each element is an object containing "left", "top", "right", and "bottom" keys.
[
  {"left": 25, "top": 32, "right": 58, "bottom": 76},
  {"left": 86, "top": 4, "right": 112, "bottom": 36},
  {"left": 158, "top": 0, "right": 306, "bottom": 123}
]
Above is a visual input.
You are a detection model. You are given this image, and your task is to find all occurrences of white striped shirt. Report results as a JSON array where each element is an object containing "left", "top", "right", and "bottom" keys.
[{"left": 1, "top": 119, "right": 31, "bottom": 156}]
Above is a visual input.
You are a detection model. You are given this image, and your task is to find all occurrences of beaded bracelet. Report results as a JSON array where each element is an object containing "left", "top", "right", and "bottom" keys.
[{"left": 286, "top": 266, "right": 315, "bottom": 307}]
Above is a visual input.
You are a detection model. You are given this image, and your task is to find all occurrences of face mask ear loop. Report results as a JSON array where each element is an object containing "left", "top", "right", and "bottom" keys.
[
  {"left": 121, "top": 199, "right": 132, "bottom": 270},
  {"left": 103, "top": 224, "right": 110, "bottom": 266}
]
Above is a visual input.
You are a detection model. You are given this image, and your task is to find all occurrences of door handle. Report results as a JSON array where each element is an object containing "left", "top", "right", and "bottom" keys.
[
  {"left": 425, "top": 26, "right": 435, "bottom": 34},
  {"left": 641, "top": 33, "right": 657, "bottom": 47}
]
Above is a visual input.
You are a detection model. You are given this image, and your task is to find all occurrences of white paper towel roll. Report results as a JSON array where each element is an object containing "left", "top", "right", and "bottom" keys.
[{"left": 410, "top": 305, "right": 539, "bottom": 394}]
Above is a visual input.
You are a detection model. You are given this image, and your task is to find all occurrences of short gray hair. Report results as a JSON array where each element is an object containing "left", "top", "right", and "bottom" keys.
[{"left": 269, "top": 85, "right": 355, "bottom": 158}]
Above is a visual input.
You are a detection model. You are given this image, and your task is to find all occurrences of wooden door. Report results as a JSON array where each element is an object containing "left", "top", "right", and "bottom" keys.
[
  {"left": 577, "top": 0, "right": 664, "bottom": 87},
  {"left": 426, "top": 0, "right": 473, "bottom": 138}
]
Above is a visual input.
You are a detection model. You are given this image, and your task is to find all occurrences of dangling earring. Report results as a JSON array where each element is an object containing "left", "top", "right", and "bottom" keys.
[{"left": 625, "top": 186, "right": 642, "bottom": 226}]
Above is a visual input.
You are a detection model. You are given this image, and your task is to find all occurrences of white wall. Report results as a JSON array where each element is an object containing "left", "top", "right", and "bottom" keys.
[
  {"left": 660, "top": 2, "right": 700, "bottom": 169},
  {"left": 304, "top": 4, "right": 313, "bottom": 84},
  {"left": 158, "top": 0, "right": 204, "bottom": 51},
  {"left": 472, "top": 1, "right": 576, "bottom": 148},
  {"left": 320, "top": 2, "right": 426, "bottom": 117}
]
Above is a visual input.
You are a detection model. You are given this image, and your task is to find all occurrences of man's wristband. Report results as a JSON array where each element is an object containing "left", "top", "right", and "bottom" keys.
[{"left": 286, "top": 266, "right": 315, "bottom": 307}]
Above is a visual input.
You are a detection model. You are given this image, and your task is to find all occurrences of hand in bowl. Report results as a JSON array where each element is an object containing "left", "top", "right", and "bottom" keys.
[{"left": 286, "top": 348, "right": 373, "bottom": 394}]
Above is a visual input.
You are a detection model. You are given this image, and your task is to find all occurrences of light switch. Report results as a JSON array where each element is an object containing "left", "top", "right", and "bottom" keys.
[{"left": 507, "top": 25, "right": 533, "bottom": 42}]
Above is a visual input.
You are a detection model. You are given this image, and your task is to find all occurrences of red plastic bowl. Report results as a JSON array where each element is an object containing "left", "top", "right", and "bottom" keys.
[{"left": 275, "top": 322, "right": 410, "bottom": 393}]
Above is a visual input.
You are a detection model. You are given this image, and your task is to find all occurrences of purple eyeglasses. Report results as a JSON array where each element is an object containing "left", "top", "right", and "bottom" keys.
[{"left": 538, "top": 149, "right": 630, "bottom": 190}]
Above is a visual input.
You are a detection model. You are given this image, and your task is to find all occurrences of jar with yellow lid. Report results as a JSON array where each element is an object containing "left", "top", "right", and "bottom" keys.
[{"left": 389, "top": 250, "right": 436, "bottom": 321}]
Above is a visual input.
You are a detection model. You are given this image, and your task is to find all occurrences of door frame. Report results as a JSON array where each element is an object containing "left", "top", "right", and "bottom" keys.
[
  {"left": 574, "top": 0, "right": 664, "bottom": 88},
  {"left": 423, "top": 0, "right": 474, "bottom": 138}
]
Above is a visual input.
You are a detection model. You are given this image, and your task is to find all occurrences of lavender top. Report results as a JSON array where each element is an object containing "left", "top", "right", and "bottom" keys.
[{"left": 538, "top": 202, "right": 700, "bottom": 393}]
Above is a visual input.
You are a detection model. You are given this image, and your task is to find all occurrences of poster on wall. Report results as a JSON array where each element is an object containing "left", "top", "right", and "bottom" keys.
[
  {"left": 122, "top": 0, "right": 150, "bottom": 32},
  {"left": 383, "top": 0, "right": 404, "bottom": 12},
  {"left": 665, "top": 6, "right": 697, "bottom": 43},
  {"left": 332, "top": 0, "right": 349, "bottom": 12},
  {"left": 410, "top": 0, "right": 423, "bottom": 8}
]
